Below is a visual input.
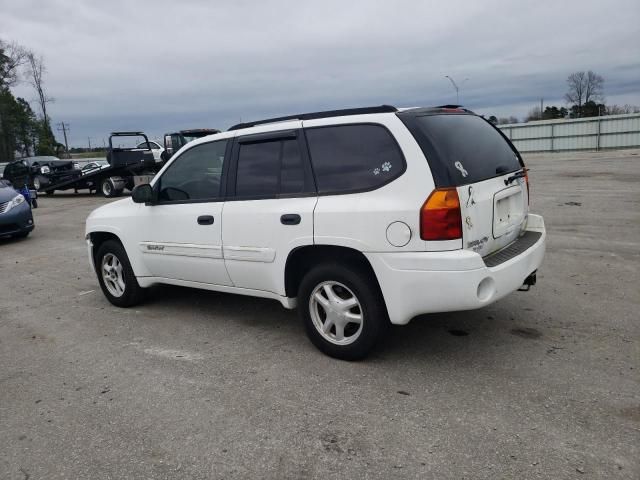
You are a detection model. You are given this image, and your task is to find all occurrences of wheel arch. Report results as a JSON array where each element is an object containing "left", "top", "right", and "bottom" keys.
[
  {"left": 87, "top": 228, "right": 149, "bottom": 280},
  {"left": 89, "top": 231, "right": 123, "bottom": 264},
  {"left": 284, "top": 244, "right": 384, "bottom": 300}
]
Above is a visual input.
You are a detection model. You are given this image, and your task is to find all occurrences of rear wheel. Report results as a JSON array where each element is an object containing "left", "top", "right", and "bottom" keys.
[
  {"left": 298, "top": 263, "right": 388, "bottom": 360},
  {"left": 101, "top": 178, "right": 117, "bottom": 198},
  {"left": 95, "top": 240, "right": 144, "bottom": 307}
]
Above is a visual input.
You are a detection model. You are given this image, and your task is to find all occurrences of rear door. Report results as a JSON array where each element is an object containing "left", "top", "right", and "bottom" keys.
[
  {"left": 222, "top": 125, "right": 317, "bottom": 295},
  {"left": 399, "top": 112, "right": 527, "bottom": 257}
]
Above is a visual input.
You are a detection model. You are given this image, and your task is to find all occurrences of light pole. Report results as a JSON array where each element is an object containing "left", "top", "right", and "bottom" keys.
[{"left": 445, "top": 75, "right": 469, "bottom": 104}]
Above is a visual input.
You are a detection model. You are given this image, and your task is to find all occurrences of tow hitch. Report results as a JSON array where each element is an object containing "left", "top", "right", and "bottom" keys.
[{"left": 518, "top": 271, "right": 537, "bottom": 292}]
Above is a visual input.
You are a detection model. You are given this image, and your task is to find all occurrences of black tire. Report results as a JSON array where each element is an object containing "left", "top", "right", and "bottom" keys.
[
  {"left": 298, "top": 263, "right": 388, "bottom": 360},
  {"left": 101, "top": 178, "right": 116, "bottom": 198},
  {"left": 95, "top": 239, "right": 144, "bottom": 307}
]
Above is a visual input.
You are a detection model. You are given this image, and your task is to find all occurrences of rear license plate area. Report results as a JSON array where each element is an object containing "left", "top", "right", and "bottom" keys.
[{"left": 493, "top": 186, "right": 524, "bottom": 238}]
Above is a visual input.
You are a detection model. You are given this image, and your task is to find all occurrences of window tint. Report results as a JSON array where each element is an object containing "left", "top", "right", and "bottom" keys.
[
  {"left": 398, "top": 114, "right": 521, "bottom": 187},
  {"left": 137, "top": 142, "right": 159, "bottom": 150},
  {"left": 158, "top": 140, "right": 227, "bottom": 201},
  {"left": 280, "top": 139, "right": 305, "bottom": 194},
  {"left": 305, "top": 124, "right": 404, "bottom": 193},
  {"left": 235, "top": 138, "right": 306, "bottom": 197}
]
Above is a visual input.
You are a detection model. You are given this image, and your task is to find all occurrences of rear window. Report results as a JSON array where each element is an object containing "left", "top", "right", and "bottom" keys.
[
  {"left": 400, "top": 114, "right": 521, "bottom": 186},
  {"left": 305, "top": 124, "right": 405, "bottom": 194}
]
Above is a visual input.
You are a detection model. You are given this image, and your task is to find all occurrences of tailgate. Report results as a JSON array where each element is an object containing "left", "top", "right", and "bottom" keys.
[{"left": 457, "top": 175, "right": 527, "bottom": 257}]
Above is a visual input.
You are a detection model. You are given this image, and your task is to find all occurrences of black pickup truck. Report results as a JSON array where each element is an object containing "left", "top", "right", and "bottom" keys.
[{"left": 161, "top": 128, "right": 220, "bottom": 161}]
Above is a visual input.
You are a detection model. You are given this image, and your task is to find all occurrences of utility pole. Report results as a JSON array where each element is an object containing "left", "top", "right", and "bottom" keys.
[
  {"left": 56, "top": 122, "right": 70, "bottom": 156},
  {"left": 540, "top": 98, "right": 544, "bottom": 120},
  {"left": 88, "top": 137, "right": 92, "bottom": 151}
]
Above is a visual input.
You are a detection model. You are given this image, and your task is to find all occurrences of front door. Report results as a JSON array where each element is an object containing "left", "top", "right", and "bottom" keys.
[
  {"left": 136, "top": 137, "right": 233, "bottom": 286},
  {"left": 222, "top": 126, "right": 317, "bottom": 295}
]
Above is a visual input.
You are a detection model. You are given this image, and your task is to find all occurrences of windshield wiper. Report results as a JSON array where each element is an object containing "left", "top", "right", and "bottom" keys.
[{"left": 504, "top": 168, "right": 528, "bottom": 185}]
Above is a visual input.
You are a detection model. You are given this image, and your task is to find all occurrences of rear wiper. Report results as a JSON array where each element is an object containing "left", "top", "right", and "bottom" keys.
[{"left": 504, "top": 168, "right": 528, "bottom": 185}]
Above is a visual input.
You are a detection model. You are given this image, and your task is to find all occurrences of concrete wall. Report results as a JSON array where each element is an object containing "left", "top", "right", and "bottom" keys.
[{"left": 497, "top": 113, "right": 640, "bottom": 153}]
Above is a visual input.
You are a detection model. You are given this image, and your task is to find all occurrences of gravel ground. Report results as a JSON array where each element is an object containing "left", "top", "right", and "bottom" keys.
[{"left": 1, "top": 149, "right": 638, "bottom": 479}]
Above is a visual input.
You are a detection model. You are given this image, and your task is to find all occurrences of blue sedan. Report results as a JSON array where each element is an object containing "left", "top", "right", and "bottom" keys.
[{"left": 0, "top": 180, "right": 34, "bottom": 239}]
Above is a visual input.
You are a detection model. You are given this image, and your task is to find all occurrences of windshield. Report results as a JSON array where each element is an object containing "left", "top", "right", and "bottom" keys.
[{"left": 399, "top": 113, "right": 522, "bottom": 187}]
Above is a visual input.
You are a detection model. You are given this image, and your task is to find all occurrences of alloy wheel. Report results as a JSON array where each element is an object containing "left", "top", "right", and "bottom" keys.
[
  {"left": 309, "top": 281, "right": 364, "bottom": 345},
  {"left": 101, "top": 253, "right": 125, "bottom": 297}
]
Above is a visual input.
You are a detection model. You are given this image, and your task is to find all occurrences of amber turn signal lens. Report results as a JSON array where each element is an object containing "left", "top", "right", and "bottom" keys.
[{"left": 420, "top": 188, "right": 462, "bottom": 241}]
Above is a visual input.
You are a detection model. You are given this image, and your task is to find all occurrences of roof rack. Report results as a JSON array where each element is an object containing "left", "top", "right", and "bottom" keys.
[{"left": 228, "top": 105, "right": 397, "bottom": 131}]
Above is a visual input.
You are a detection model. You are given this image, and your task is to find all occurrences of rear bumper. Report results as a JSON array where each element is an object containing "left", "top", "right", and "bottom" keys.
[{"left": 366, "top": 214, "right": 546, "bottom": 325}]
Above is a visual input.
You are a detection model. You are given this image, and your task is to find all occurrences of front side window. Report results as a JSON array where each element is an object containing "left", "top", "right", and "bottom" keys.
[
  {"left": 158, "top": 140, "right": 227, "bottom": 202},
  {"left": 235, "top": 138, "right": 306, "bottom": 197},
  {"left": 305, "top": 124, "right": 405, "bottom": 194}
]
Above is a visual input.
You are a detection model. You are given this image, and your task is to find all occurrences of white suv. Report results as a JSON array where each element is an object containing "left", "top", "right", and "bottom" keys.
[{"left": 86, "top": 105, "right": 545, "bottom": 360}]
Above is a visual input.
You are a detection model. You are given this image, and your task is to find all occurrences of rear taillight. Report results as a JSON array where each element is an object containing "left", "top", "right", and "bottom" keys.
[{"left": 420, "top": 188, "right": 462, "bottom": 240}]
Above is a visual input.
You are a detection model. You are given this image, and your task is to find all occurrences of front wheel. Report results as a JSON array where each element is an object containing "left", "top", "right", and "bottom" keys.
[
  {"left": 95, "top": 240, "right": 144, "bottom": 307},
  {"left": 298, "top": 263, "right": 388, "bottom": 360}
]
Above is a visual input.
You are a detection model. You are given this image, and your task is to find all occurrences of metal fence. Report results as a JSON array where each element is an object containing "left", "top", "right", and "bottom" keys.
[{"left": 497, "top": 113, "right": 640, "bottom": 153}]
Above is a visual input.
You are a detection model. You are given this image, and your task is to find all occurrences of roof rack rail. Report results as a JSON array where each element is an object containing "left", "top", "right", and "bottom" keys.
[{"left": 228, "top": 105, "right": 397, "bottom": 131}]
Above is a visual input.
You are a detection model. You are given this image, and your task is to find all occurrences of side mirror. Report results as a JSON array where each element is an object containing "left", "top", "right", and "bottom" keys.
[
  {"left": 164, "top": 135, "right": 174, "bottom": 157},
  {"left": 131, "top": 183, "right": 154, "bottom": 204}
]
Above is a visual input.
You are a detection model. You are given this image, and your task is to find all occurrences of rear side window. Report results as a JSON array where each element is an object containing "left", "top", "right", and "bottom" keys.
[
  {"left": 305, "top": 124, "right": 405, "bottom": 194},
  {"left": 235, "top": 138, "right": 306, "bottom": 197},
  {"left": 399, "top": 114, "right": 521, "bottom": 187}
]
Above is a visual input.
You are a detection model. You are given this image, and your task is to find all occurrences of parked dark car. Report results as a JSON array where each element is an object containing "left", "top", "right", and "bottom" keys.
[
  {"left": 0, "top": 180, "right": 34, "bottom": 238},
  {"left": 2, "top": 156, "right": 82, "bottom": 193}
]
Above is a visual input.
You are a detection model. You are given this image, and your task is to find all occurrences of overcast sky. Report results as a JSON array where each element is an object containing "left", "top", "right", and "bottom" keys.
[{"left": 2, "top": 0, "right": 639, "bottom": 147}]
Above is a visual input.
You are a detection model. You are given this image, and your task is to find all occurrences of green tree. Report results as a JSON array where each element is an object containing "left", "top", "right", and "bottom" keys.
[
  {"left": 542, "top": 106, "right": 568, "bottom": 120},
  {"left": 14, "top": 97, "right": 38, "bottom": 156},
  {"left": 35, "top": 119, "right": 57, "bottom": 155}
]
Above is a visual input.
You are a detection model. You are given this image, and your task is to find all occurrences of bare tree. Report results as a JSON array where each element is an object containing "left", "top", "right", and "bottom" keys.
[
  {"left": 27, "top": 52, "right": 54, "bottom": 128},
  {"left": 0, "top": 39, "right": 29, "bottom": 88},
  {"left": 525, "top": 106, "right": 542, "bottom": 122},
  {"left": 565, "top": 70, "right": 604, "bottom": 116},
  {"left": 606, "top": 104, "right": 640, "bottom": 115}
]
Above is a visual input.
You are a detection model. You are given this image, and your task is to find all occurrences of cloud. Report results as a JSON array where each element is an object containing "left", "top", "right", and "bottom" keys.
[{"left": 3, "top": 0, "right": 639, "bottom": 145}]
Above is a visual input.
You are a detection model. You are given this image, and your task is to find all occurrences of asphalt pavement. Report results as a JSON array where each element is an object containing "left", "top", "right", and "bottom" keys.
[{"left": 0, "top": 149, "right": 638, "bottom": 479}]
